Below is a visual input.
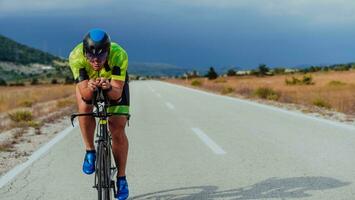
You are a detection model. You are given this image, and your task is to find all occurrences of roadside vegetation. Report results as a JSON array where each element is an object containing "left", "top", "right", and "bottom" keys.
[
  {"left": 0, "top": 84, "right": 76, "bottom": 151},
  {"left": 167, "top": 64, "right": 355, "bottom": 115}
]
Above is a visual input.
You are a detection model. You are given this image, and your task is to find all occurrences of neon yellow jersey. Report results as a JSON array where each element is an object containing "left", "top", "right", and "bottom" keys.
[{"left": 69, "top": 42, "right": 128, "bottom": 82}]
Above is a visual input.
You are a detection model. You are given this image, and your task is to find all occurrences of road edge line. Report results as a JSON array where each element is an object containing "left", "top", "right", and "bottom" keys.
[
  {"left": 159, "top": 81, "right": 355, "bottom": 131},
  {"left": 0, "top": 125, "right": 75, "bottom": 188}
]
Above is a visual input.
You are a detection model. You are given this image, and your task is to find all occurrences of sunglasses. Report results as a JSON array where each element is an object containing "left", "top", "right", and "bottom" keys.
[{"left": 86, "top": 51, "right": 108, "bottom": 62}]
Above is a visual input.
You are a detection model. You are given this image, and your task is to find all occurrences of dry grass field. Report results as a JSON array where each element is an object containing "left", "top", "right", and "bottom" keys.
[
  {"left": 0, "top": 84, "right": 75, "bottom": 112},
  {"left": 0, "top": 84, "right": 77, "bottom": 162},
  {"left": 0, "top": 84, "right": 76, "bottom": 132},
  {"left": 167, "top": 70, "right": 355, "bottom": 115}
]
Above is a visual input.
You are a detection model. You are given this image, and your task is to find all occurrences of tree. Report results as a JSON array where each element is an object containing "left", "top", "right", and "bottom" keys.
[
  {"left": 65, "top": 76, "right": 75, "bottom": 84},
  {"left": 31, "top": 78, "right": 39, "bottom": 85},
  {"left": 206, "top": 67, "right": 218, "bottom": 80},
  {"left": 0, "top": 78, "right": 7, "bottom": 86},
  {"left": 258, "top": 64, "right": 269, "bottom": 76},
  {"left": 51, "top": 79, "right": 58, "bottom": 84},
  {"left": 273, "top": 68, "right": 285, "bottom": 75},
  {"left": 227, "top": 69, "right": 236, "bottom": 76}
]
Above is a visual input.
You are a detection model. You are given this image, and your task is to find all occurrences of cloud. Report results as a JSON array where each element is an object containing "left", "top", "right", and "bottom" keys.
[
  {"left": 0, "top": 0, "right": 113, "bottom": 14},
  {"left": 174, "top": 0, "right": 355, "bottom": 25},
  {"left": 1, "top": 0, "right": 355, "bottom": 26}
]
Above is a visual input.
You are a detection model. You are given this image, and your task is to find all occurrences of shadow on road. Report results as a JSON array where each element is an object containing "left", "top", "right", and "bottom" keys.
[{"left": 130, "top": 176, "right": 350, "bottom": 199}]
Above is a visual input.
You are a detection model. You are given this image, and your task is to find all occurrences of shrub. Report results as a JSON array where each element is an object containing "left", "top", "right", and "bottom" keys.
[
  {"left": 302, "top": 74, "right": 314, "bottom": 85},
  {"left": 221, "top": 87, "right": 235, "bottom": 94},
  {"left": 13, "top": 128, "right": 25, "bottom": 139},
  {"left": 226, "top": 69, "right": 236, "bottom": 76},
  {"left": 9, "top": 82, "right": 25, "bottom": 86},
  {"left": 285, "top": 74, "right": 314, "bottom": 85},
  {"left": 8, "top": 110, "right": 33, "bottom": 122},
  {"left": 313, "top": 98, "right": 331, "bottom": 109},
  {"left": 237, "top": 87, "right": 253, "bottom": 96},
  {"left": 254, "top": 87, "right": 280, "bottom": 100},
  {"left": 273, "top": 68, "right": 286, "bottom": 74},
  {"left": 328, "top": 80, "right": 346, "bottom": 86},
  {"left": 191, "top": 79, "right": 202, "bottom": 86},
  {"left": 0, "top": 78, "right": 7, "bottom": 86},
  {"left": 31, "top": 78, "right": 39, "bottom": 85},
  {"left": 285, "top": 77, "right": 301, "bottom": 85},
  {"left": 19, "top": 100, "right": 33, "bottom": 107},
  {"left": 214, "top": 77, "right": 227, "bottom": 83},
  {"left": 57, "top": 99, "right": 75, "bottom": 108},
  {"left": 27, "top": 120, "right": 42, "bottom": 128},
  {"left": 65, "top": 76, "right": 75, "bottom": 84},
  {"left": 0, "top": 141, "right": 13, "bottom": 152},
  {"left": 51, "top": 79, "right": 58, "bottom": 84}
]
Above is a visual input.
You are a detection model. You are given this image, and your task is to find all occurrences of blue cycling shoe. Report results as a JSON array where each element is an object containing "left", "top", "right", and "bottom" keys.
[
  {"left": 116, "top": 176, "right": 129, "bottom": 200},
  {"left": 82, "top": 151, "right": 96, "bottom": 175}
]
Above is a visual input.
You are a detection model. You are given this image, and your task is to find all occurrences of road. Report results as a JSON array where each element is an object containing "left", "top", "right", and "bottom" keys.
[{"left": 1, "top": 80, "right": 355, "bottom": 199}]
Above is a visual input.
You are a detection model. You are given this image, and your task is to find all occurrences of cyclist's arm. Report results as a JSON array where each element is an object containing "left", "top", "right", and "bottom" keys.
[
  {"left": 106, "top": 80, "right": 124, "bottom": 101},
  {"left": 107, "top": 47, "right": 128, "bottom": 101},
  {"left": 78, "top": 80, "right": 95, "bottom": 100}
]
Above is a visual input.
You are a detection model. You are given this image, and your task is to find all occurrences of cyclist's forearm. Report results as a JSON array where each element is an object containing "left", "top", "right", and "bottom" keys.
[
  {"left": 80, "top": 87, "right": 94, "bottom": 100},
  {"left": 107, "top": 86, "right": 122, "bottom": 101}
]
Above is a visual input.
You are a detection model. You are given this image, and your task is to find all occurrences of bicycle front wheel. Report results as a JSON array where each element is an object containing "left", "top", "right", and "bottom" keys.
[{"left": 96, "top": 142, "right": 111, "bottom": 200}]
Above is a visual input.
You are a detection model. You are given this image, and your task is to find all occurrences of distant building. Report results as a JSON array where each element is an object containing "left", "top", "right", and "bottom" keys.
[
  {"left": 236, "top": 70, "right": 251, "bottom": 75},
  {"left": 183, "top": 70, "right": 200, "bottom": 78},
  {"left": 285, "top": 68, "right": 299, "bottom": 73}
]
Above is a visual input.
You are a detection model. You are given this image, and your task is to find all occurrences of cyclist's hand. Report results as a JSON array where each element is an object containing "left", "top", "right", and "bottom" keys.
[
  {"left": 88, "top": 79, "right": 97, "bottom": 91},
  {"left": 96, "top": 78, "right": 111, "bottom": 90},
  {"left": 101, "top": 79, "right": 111, "bottom": 90}
]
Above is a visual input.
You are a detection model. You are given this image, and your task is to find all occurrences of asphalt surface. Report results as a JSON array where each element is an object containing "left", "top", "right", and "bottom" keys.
[{"left": 1, "top": 80, "right": 355, "bottom": 199}]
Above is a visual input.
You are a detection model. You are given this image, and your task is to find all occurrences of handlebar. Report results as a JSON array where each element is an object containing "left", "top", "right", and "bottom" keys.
[{"left": 70, "top": 87, "right": 110, "bottom": 127}]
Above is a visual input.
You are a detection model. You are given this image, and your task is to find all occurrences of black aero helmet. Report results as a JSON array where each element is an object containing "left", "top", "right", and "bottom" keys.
[{"left": 83, "top": 28, "right": 111, "bottom": 57}]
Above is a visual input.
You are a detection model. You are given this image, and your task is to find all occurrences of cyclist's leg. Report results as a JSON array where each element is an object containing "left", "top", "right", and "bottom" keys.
[
  {"left": 109, "top": 116, "right": 129, "bottom": 177},
  {"left": 108, "top": 74, "right": 130, "bottom": 177},
  {"left": 75, "top": 85, "right": 95, "bottom": 150}
]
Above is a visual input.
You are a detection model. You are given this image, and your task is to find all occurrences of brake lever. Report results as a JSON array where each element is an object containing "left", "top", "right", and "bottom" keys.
[{"left": 70, "top": 114, "right": 76, "bottom": 127}]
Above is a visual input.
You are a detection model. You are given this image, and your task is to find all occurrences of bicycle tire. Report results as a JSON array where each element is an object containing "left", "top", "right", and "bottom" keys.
[
  {"left": 97, "top": 141, "right": 111, "bottom": 200},
  {"left": 103, "top": 142, "right": 111, "bottom": 200},
  {"left": 96, "top": 142, "right": 103, "bottom": 200}
]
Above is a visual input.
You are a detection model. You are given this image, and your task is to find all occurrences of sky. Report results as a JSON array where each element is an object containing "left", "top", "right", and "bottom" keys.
[{"left": 1, "top": 0, "right": 355, "bottom": 69}]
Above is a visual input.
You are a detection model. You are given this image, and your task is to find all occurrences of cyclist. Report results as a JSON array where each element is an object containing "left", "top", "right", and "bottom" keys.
[{"left": 69, "top": 28, "right": 130, "bottom": 200}]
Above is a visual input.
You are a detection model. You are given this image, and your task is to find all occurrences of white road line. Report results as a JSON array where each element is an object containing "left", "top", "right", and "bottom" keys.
[
  {"left": 191, "top": 128, "right": 226, "bottom": 155},
  {"left": 165, "top": 102, "right": 175, "bottom": 110},
  {"left": 0, "top": 125, "right": 75, "bottom": 189}
]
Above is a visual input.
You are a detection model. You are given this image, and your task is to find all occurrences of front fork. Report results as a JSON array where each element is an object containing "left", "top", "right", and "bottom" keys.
[{"left": 98, "top": 119, "right": 118, "bottom": 197}]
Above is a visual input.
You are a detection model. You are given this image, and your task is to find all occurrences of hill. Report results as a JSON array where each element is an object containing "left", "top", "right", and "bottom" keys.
[
  {"left": 0, "top": 34, "right": 71, "bottom": 82},
  {"left": 0, "top": 35, "right": 62, "bottom": 65},
  {"left": 129, "top": 62, "right": 187, "bottom": 76}
]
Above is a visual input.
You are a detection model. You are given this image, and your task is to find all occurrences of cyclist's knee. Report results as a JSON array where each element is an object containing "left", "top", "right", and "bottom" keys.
[
  {"left": 75, "top": 85, "right": 93, "bottom": 112},
  {"left": 78, "top": 103, "right": 93, "bottom": 112},
  {"left": 109, "top": 116, "right": 127, "bottom": 133}
]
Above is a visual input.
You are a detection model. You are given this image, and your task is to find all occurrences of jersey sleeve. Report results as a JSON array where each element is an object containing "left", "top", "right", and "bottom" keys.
[
  {"left": 69, "top": 49, "right": 89, "bottom": 82},
  {"left": 111, "top": 50, "right": 128, "bottom": 81}
]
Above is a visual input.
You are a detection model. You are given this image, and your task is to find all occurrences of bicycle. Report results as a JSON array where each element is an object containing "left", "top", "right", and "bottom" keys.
[{"left": 71, "top": 87, "right": 120, "bottom": 200}]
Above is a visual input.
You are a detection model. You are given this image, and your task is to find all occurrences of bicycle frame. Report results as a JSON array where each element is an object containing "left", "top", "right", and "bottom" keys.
[{"left": 71, "top": 88, "right": 117, "bottom": 200}]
